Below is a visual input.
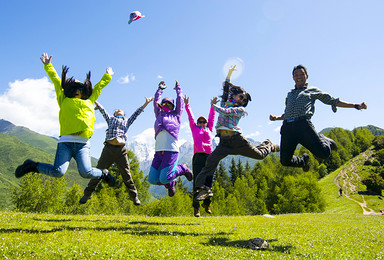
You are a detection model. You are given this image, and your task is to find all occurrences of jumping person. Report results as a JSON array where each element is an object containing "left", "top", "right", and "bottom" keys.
[
  {"left": 184, "top": 95, "right": 215, "bottom": 217},
  {"left": 270, "top": 64, "right": 367, "bottom": 171},
  {"left": 15, "top": 53, "right": 115, "bottom": 186},
  {"left": 79, "top": 98, "right": 153, "bottom": 205},
  {"left": 148, "top": 81, "right": 193, "bottom": 197},
  {"left": 194, "top": 65, "right": 280, "bottom": 201}
]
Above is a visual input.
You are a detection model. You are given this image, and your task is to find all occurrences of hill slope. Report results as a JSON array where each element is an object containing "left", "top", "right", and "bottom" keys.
[{"left": 319, "top": 147, "right": 383, "bottom": 214}]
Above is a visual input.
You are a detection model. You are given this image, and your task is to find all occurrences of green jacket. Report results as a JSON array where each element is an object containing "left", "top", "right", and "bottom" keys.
[{"left": 44, "top": 63, "right": 112, "bottom": 139}]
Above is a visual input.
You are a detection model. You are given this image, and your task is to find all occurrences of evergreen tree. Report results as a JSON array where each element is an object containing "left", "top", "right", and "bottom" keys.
[{"left": 229, "top": 157, "right": 238, "bottom": 184}]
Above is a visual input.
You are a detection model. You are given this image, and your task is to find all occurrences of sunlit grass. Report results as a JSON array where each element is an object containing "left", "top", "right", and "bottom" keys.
[{"left": 0, "top": 211, "right": 383, "bottom": 259}]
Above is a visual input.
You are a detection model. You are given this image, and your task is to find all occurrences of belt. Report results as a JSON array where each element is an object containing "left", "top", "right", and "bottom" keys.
[{"left": 284, "top": 115, "right": 311, "bottom": 123}]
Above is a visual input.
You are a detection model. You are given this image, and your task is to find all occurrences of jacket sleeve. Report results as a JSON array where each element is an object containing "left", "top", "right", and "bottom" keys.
[
  {"left": 154, "top": 88, "right": 162, "bottom": 117},
  {"left": 185, "top": 104, "right": 196, "bottom": 130},
  {"left": 126, "top": 106, "right": 144, "bottom": 129},
  {"left": 213, "top": 104, "right": 245, "bottom": 116},
  {"left": 89, "top": 73, "right": 112, "bottom": 103},
  {"left": 207, "top": 105, "right": 215, "bottom": 131},
  {"left": 175, "top": 84, "right": 184, "bottom": 119},
  {"left": 95, "top": 102, "right": 110, "bottom": 122},
  {"left": 44, "top": 63, "right": 64, "bottom": 106}
]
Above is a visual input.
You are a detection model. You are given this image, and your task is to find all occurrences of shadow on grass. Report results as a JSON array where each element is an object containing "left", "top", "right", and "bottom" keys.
[
  {"left": 129, "top": 230, "right": 232, "bottom": 237},
  {"left": 129, "top": 221, "right": 199, "bottom": 226},
  {"left": 203, "top": 237, "right": 294, "bottom": 254}
]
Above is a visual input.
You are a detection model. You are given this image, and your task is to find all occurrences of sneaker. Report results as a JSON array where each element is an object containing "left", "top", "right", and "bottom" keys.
[
  {"left": 15, "top": 159, "right": 38, "bottom": 178},
  {"left": 79, "top": 194, "right": 92, "bottom": 204},
  {"left": 132, "top": 196, "right": 141, "bottom": 206},
  {"left": 302, "top": 153, "right": 310, "bottom": 172},
  {"left": 201, "top": 202, "right": 212, "bottom": 214},
  {"left": 100, "top": 169, "right": 116, "bottom": 187},
  {"left": 182, "top": 164, "right": 193, "bottom": 181},
  {"left": 194, "top": 208, "right": 200, "bottom": 217},
  {"left": 194, "top": 186, "right": 213, "bottom": 201},
  {"left": 166, "top": 181, "right": 176, "bottom": 197},
  {"left": 320, "top": 134, "right": 338, "bottom": 151}
]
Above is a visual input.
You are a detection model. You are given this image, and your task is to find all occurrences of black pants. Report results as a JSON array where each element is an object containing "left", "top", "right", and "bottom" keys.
[
  {"left": 83, "top": 143, "right": 137, "bottom": 198},
  {"left": 280, "top": 119, "right": 332, "bottom": 167},
  {"left": 195, "top": 133, "right": 274, "bottom": 188},
  {"left": 192, "top": 153, "right": 212, "bottom": 209}
]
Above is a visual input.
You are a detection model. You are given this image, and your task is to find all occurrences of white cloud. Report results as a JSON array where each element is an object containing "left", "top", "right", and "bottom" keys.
[
  {"left": 245, "top": 131, "right": 260, "bottom": 139},
  {"left": 117, "top": 73, "right": 136, "bottom": 84},
  {"left": 132, "top": 128, "right": 155, "bottom": 144},
  {"left": 0, "top": 77, "right": 60, "bottom": 136},
  {"left": 94, "top": 122, "right": 107, "bottom": 130},
  {"left": 274, "top": 126, "right": 281, "bottom": 132},
  {"left": 157, "top": 75, "right": 163, "bottom": 79}
]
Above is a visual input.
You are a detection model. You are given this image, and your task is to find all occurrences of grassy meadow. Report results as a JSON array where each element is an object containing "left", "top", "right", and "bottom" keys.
[{"left": 0, "top": 211, "right": 383, "bottom": 259}]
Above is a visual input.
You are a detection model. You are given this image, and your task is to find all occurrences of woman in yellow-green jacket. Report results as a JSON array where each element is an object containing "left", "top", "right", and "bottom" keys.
[{"left": 15, "top": 53, "right": 115, "bottom": 186}]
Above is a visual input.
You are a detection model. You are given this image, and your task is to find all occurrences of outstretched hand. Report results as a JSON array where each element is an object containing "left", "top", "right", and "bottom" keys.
[
  {"left": 269, "top": 114, "right": 277, "bottom": 121},
  {"left": 358, "top": 102, "right": 367, "bottom": 110},
  {"left": 183, "top": 95, "right": 189, "bottom": 105},
  {"left": 229, "top": 65, "right": 237, "bottom": 73},
  {"left": 143, "top": 97, "right": 154, "bottom": 109},
  {"left": 158, "top": 81, "right": 167, "bottom": 89},
  {"left": 94, "top": 101, "right": 100, "bottom": 110},
  {"left": 174, "top": 80, "right": 179, "bottom": 90},
  {"left": 40, "top": 53, "right": 52, "bottom": 65},
  {"left": 211, "top": 97, "right": 219, "bottom": 106},
  {"left": 106, "top": 67, "right": 114, "bottom": 76}
]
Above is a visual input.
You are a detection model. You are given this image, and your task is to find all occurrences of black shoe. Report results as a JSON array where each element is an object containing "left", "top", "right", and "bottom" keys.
[
  {"left": 100, "top": 169, "right": 116, "bottom": 187},
  {"left": 302, "top": 153, "right": 310, "bottom": 172},
  {"left": 15, "top": 159, "right": 38, "bottom": 178},
  {"left": 320, "top": 134, "right": 338, "bottom": 151},
  {"left": 194, "top": 186, "right": 213, "bottom": 201},
  {"left": 201, "top": 202, "right": 212, "bottom": 214},
  {"left": 194, "top": 208, "right": 200, "bottom": 217},
  {"left": 132, "top": 196, "right": 141, "bottom": 206},
  {"left": 79, "top": 194, "right": 92, "bottom": 204}
]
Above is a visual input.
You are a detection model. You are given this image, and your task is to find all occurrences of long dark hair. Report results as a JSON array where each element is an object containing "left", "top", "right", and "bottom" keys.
[
  {"left": 61, "top": 66, "right": 93, "bottom": 99},
  {"left": 222, "top": 81, "right": 252, "bottom": 107}
]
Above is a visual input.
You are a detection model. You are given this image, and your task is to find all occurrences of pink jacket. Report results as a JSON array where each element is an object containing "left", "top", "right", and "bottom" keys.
[{"left": 185, "top": 104, "right": 215, "bottom": 154}]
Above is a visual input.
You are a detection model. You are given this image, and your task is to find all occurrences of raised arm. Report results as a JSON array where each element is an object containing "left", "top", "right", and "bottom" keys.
[
  {"left": 154, "top": 81, "right": 165, "bottom": 116},
  {"left": 89, "top": 67, "right": 113, "bottom": 103},
  {"left": 174, "top": 80, "right": 184, "bottom": 117},
  {"left": 41, "top": 53, "right": 64, "bottom": 105},
  {"left": 94, "top": 101, "right": 110, "bottom": 122},
  {"left": 207, "top": 98, "right": 217, "bottom": 131},
  {"left": 184, "top": 95, "right": 196, "bottom": 129},
  {"left": 226, "top": 65, "right": 237, "bottom": 82}
]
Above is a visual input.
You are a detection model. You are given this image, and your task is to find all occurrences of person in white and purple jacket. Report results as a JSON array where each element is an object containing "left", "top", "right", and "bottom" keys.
[{"left": 148, "top": 80, "right": 192, "bottom": 197}]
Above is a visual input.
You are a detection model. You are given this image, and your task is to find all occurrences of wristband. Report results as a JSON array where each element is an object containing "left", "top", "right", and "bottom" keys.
[{"left": 354, "top": 104, "right": 360, "bottom": 110}]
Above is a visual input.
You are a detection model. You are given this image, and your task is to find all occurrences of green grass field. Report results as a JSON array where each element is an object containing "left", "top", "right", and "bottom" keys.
[{"left": 0, "top": 211, "right": 383, "bottom": 259}]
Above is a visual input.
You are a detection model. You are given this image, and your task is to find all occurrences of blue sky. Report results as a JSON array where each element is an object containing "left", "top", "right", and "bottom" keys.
[{"left": 0, "top": 0, "right": 383, "bottom": 158}]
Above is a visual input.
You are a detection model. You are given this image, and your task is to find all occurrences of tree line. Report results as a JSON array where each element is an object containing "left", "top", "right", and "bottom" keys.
[{"left": 11, "top": 127, "right": 382, "bottom": 216}]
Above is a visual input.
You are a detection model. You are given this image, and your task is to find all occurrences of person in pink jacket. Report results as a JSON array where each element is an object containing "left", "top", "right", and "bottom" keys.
[{"left": 184, "top": 96, "right": 215, "bottom": 217}]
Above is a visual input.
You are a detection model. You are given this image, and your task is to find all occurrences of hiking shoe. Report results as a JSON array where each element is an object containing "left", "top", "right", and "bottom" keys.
[
  {"left": 79, "top": 194, "right": 92, "bottom": 204},
  {"left": 202, "top": 202, "right": 212, "bottom": 214},
  {"left": 132, "top": 196, "right": 141, "bottom": 206},
  {"left": 320, "top": 134, "right": 338, "bottom": 151},
  {"left": 100, "top": 169, "right": 116, "bottom": 187},
  {"left": 15, "top": 159, "right": 38, "bottom": 178},
  {"left": 302, "top": 153, "right": 310, "bottom": 172},
  {"left": 194, "top": 208, "right": 200, "bottom": 217},
  {"left": 182, "top": 164, "right": 193, "bottom": 181},
  {"left": 194, "top": 186, "right": 213, "bottom": 201},
  {"left": 166, "top": 181, "right": 176, "bottom": 197}
]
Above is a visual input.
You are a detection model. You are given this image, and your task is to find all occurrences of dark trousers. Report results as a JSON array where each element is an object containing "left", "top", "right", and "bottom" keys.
[
  {"left": 195, "top": 133, "right": 274, "bottom": 188},
  {"left": 192, "top": 153, "right": 212, "bottom": 209},
  {"left": 280, "top": 119, "right": 331, "bottom": 167},
  {"left": 83, "top": 143, "right": 137, "bottom": 198}
]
